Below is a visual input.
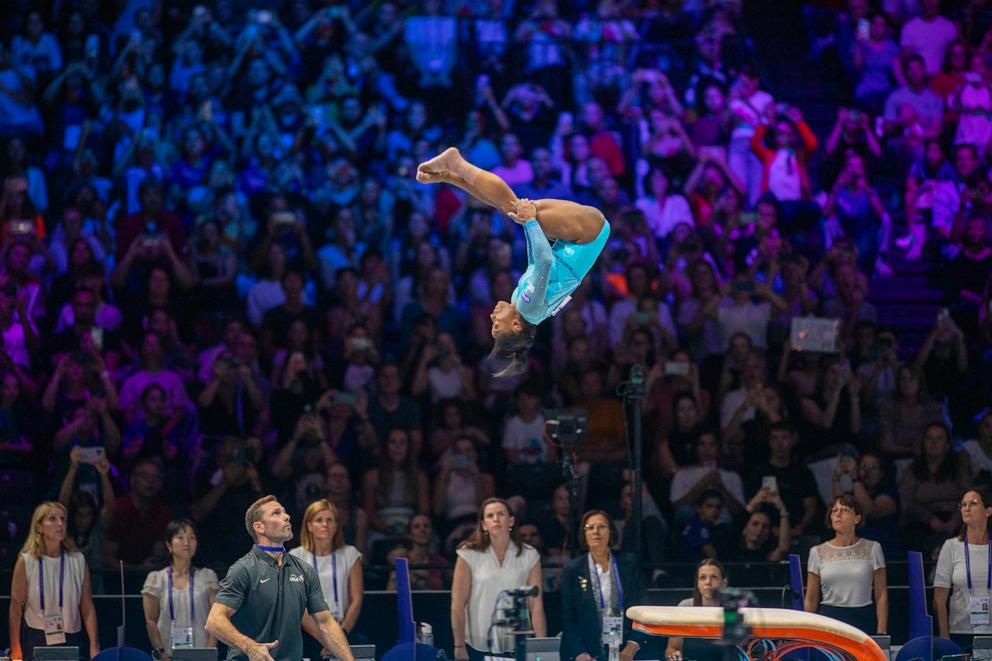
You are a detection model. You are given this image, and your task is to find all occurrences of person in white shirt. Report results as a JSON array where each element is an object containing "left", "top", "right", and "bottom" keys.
[
  {"left": 142, "top": 519, "right": 219, "bottom": 660},
  {"left": 665, "top": 559, "right": 728, "bottom": 661},
  {"left": 804, "top": 495, "right": 888, "bottom": 635},
  {"left": 289, "top": 500, "right": 364, "bottom": 643},
  {"left": 635, "top": 167, "right": 694, "bottom": 239},
  {"left": 728, "top": 68, "right": 774, "bottom": 204},
  {"left": 451, "top": 497, "right": 546, "bottom": 660},
  {"left": 934, "top": 488, "right": 992, "bottom": 652},
  {"left": 899, "top": 0, "right": 958, "bottom": 75},
  {"left": 670, "top": 431, "right": 746, "bottom": 525},
  {"left": 705, "top": 273, "right": 786, "bottom": 352},
  {"left": 502, "top": 383, "right": 553, "bottom": 465},
  {"left": 8, "top": 501, "right": 100, "bottom": 660}
]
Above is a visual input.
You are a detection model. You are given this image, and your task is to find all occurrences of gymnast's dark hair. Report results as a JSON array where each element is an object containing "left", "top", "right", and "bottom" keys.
[{"left": 489, "top": 320, "right": 537, "bottom": 378}]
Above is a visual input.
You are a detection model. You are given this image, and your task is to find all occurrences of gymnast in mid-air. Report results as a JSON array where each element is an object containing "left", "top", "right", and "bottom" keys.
[{"left": 416, "top": 147, "right": 610, "bottom": 376}]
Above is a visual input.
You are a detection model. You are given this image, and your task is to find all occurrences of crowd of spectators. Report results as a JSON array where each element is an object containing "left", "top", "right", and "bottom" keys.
[{"left": 5, "top": 0, "right": 992, "bottom": 604}]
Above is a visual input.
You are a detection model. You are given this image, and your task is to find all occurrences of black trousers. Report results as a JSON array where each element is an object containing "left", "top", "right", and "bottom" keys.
[
  {"left": 818, "top": 603, "right": 877, "bottom": 635},
  {"left": 21, "top": 626, "right": 89, "bottom": 660}
]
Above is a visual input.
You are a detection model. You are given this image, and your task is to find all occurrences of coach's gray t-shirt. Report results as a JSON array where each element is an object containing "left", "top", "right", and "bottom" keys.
[{"left": 216, "top": 546, "right": 329, "bottom": 661}]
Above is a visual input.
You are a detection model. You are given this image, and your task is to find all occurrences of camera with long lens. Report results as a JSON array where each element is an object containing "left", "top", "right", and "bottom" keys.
[{"left": 543, "top": 409, "right": 587, "bottom": 446}]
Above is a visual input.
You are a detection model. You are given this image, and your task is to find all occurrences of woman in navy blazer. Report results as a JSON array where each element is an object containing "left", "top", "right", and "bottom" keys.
[{"left": 560, "top": 509, "right": 651, "bottom": 661}]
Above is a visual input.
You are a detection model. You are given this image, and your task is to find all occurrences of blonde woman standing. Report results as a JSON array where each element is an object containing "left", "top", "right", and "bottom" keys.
[
  {"left": 289, "top": 500, "right": 364, "bottom": 642},
  {"left": 8, "top": 501, "right": 99, "bottom": 660}
]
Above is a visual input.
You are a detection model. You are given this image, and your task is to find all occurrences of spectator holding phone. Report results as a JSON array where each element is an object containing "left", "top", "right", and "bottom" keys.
[
  {"left": 800, "top": 358, "right": 862, "bottom": 447},
  {"left": 197, "top": 350, "right": 264, "bottom": 440},
  {"left": 190, "top": 438, "right": 264, "bottom": 566},
  {"left": 705, "top": 273, "right": 786, "bottom": 352},
  {"left": 824, "top": 154, "right": 891, "bottom": 275},
  {"left": 730, "top": 497, "right": 790, "bottom": 562},
  {"left": 8, "top": 501, "right": 100, "bottom": 660},
  {"left": 744, "top": 422, "right": 819, "bottom": 539},
  {"left": 58, "top": 446, "right": 115, "bottom": 529},
  {"left": 670, "top": 431, "right": 746, "bottom": 526},
  {"left": 119, "top": 332, "right": 191, "bottom": 423},
  {"left": 433, "top": 435, "right": 495, "bottom": 552},
  {"left": 851, "top": 15, "right": 900, "bottom": 114}
]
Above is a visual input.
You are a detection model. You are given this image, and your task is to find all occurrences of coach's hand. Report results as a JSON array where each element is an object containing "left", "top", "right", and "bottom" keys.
[
  {"left": 508, "top": 198, "right": 537, "bottom": 224},
  {"left": 247, "top": 640, "right": 279, "bottom": 660}
]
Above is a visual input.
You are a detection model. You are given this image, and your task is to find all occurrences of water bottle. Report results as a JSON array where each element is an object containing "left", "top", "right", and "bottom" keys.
[{"left": 417, "top": 621, "right": 434, "bottom": 647}]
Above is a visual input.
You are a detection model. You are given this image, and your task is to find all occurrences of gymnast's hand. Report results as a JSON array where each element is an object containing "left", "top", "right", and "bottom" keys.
[{"left": 508, "top": 198, "right": 537, "bottom": 224}]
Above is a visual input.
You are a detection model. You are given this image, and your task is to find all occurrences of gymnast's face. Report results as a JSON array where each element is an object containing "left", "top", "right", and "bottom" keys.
[{"left": 491, "top": 300, "right": 522, "bottom": 337}]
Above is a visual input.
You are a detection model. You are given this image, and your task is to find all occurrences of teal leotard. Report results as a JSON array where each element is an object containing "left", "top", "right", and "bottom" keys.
[{"left": 511, "top": 218, "right": 611, "bottom": 325}]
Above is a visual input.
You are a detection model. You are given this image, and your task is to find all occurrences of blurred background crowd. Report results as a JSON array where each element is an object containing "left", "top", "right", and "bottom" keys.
[{"left": 2, "top": 0, "right": 992, "bottom": 605}]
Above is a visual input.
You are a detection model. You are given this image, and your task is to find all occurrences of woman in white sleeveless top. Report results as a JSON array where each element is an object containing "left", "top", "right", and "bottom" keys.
[
  {"left": 141, "top": 519, "right": 219, "bottom": 660},
  {"left": 9, "top": 500, "right": 99, "bottom": 659},
  {"left": 289, "top": 499, "right": 364, "bottom": 647},
  {"left": 451, "top": 497, "right": 546, "bottom": 661}
]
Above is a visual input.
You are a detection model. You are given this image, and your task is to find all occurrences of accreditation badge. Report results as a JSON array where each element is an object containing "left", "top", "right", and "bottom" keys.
[
  {"left": 171, "top": 624, "right": 194, "bottom": 649},
  {"left": 971, "top": 594, "right": 991, "bottom": 626},
  {"left": 601, "top": 615, "right": 623, "bottom": 647},
  {"left": 43, "top": 612, "right": 66, "bottom": 645}
]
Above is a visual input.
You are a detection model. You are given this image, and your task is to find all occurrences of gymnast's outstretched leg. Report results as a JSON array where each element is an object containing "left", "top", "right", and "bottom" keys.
[{"left": 416, "top": 148, "right": 605, "bottom": 243}]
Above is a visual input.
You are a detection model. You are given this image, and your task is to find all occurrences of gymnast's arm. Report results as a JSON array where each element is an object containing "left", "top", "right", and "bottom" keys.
[{"left": 515, "top": 216, "right": 553, "bottom": 323}]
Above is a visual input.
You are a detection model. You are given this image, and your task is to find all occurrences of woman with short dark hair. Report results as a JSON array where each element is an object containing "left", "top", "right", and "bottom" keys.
[
  {"left": 141, "top": 519, "right": 218, "bottom": 660},
  {"left": 560, "top": 509, "right": 650, "bottom": 661},
  {"left": 804, "top": 495, "right": 888, "bottom": 635}
]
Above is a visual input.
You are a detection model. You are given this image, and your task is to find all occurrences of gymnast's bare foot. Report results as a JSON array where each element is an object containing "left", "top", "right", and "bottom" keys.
[{"left": 416, "top": 147, "right": 464, "bottom": 184}]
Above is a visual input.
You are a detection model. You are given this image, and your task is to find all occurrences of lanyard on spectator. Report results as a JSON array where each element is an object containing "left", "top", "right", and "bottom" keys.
[
  {"left": 38, "top": 553, "right": 65, "bottom": 612},
  {"left": 592, "top": 555, "right": 623, "bottom": 612},
  {"left": 965, "top": 538, "right": 992, "bottom": 591},
  {"left": 255, "top": 544, "right": 285, "bottom": 553},
  {"left": 167, "top": 566, "right": 195, "bottom": 622},
  {"left": 312, "top": 552, "right": 339, "bottom": 609}
]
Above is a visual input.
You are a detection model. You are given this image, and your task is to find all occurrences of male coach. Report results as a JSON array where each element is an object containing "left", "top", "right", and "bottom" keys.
[{"left": 205, "top": 495, "right": 354, "bottom": 661}]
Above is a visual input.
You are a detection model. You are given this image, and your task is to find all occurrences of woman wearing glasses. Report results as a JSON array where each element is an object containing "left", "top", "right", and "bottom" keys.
[
  {"left": 804, "top": 495, "right": 888, "bottom": 635},
  {"left": 561, "top": 510, "right": 650, "bottom": 661},
  {"left": 934, "top": 488, "right": 992, "bottom": 653}
]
